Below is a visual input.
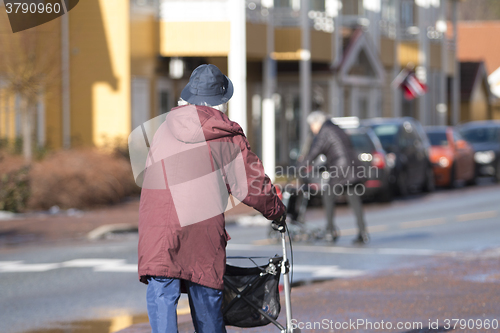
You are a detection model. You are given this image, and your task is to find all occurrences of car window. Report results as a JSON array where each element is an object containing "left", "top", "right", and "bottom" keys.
[
  {"left": 413, "top": 120, "right": 429, "bottom": 146},
  {"left": 427, "top": 132, "right": 449, "bottom": 146},
  {"left": 349, "top": 133, "right": 375, "bottom": 153},
  {"left": 371, "top": 124, "right": 399, "bottom": 151},
  {"left": 453, "top": 130, "right": 464, "bottom": 142},
  {"left": 461, "top": 127, "right": 499, "bottom": 143},
  {"left": 398, "top": 129, "right": 412, "bottom": 148}
]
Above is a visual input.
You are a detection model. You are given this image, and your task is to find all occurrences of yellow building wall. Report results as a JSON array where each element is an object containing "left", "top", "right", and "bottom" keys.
[
  {"left": 0, "top": 90, "right": 16, "bottom": 141},
  {"left": 380, "top": 37, "right": 395, "bottom": 67},
  {"left": 430, "top": 43, "right": 442, "bottom": 70},
  {"left": 461, "top": 83, "right": 490, "bottom": 122},
  {"left": 40, "top": 18, "right": 63, "bottom": 149},
  {"left": 0, "top": 9, "right": 14, "bottom": 141},
  {"left": 470, "top": 83, "right": 489, "bottom": 121},
  {"left": 131, "top": 11, "right": 159, "bottom": 120},
  {"left": 274, "top": 28, "right": 331, "bottom": 62},
  {"left": 131, "top": 13, "right": 159, "bottom": 77},
  {"left": 492, "top": 104, "right": 500, "bottom": 120},
  {"left": 275, "top": 28, "right": 301, "bottom": 56},
  {"left": 0, "top": 8, "right": 62, "bottom": 147},
  {"left": 160, "top": 21, "right": 231, "bottom": 57},
  {"left": 247, "top": 23, "right": 267, "bottom": 60},
  {"left": 69, "top": 0, "right": 131, "bottom": 147},
  {"left": 311, "top": 30, "right": 332, "bottom": 62},
  {"left": 447, "top": 48, "right": 455, "bottom": 76},
  {"left": 399, "top": 42, "right": 419, "bottom": 67}
]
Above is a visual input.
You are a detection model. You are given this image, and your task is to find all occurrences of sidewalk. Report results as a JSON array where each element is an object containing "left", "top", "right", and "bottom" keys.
[
  {"left": 117, "top": 249, "right": 500, "bottom": 333},
  {"left": 0, "top": 198, "right": 259, "bottom": 247}
]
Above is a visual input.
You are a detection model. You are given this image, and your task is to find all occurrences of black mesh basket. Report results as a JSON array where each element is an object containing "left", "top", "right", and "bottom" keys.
[{"left": 222, "top": 257, "right": 282, "bottom": 328}]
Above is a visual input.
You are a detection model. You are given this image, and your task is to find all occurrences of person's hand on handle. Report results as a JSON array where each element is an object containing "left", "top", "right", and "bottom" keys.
[{"left": 271, "top": 213, "right": 287, "bottom": 232}]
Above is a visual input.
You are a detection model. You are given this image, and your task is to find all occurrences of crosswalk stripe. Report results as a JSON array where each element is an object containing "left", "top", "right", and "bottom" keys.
[
  {"left": 227, "top": 243, "right": 446, "bottom": 256},
  {"left": 456, "top": 210, "right": 497, "bottom": 222},
  {"left": 0, "top": 259, "right": 364, "bottom": 279},
  {"left": 0, "top": 263, "right": 61, "bottom": 272},
  {"left": 292, "top": 265, "right": 365, "bottom": 278}
]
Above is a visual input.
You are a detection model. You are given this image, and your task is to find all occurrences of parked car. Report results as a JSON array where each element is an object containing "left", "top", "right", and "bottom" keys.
[
  {"left": 425, "top": 126, "right": 476, "bottom": 188},
  {"left": 306, "top": 118, "right": 393, "bottom": 202},
  {"left": 345, "top": 126, "right": 393, "bottom": 201},
  {"left": 459, "top": 121, "right": 500, "bottom": 182},
  {"left": 361, "top": 117, "right": 435, "bottom": 196}
]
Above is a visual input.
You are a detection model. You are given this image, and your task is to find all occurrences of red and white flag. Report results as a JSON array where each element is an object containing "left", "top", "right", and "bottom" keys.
[{"left": 392, "top": 69, "right": 428, "bottom": 101}]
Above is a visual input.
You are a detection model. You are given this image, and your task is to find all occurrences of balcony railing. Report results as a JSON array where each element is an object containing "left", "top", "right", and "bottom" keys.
[{"left": 246, "top": 0, "right": 333, "bottom": 32}]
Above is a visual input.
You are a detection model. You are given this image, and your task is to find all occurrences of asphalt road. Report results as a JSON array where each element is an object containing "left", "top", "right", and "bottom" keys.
[{"left": 1, "top": 181, "right": 499, "bottom": 333}]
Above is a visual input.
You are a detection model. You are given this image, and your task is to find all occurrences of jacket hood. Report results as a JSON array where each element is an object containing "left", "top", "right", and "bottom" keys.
[{"left": 166, "top": 105, "right": 244, "bottom": 144}]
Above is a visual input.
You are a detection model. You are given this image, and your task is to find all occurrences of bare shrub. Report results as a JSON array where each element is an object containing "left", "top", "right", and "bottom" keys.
[
  {"left": 28, "top": 149, "right": 140, "bottom": 210},
  {"left": 1, "top": 149, "right": 139, "bottom": 211}
]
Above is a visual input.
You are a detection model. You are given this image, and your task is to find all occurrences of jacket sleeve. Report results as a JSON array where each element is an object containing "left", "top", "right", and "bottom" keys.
[
  {"left": 303, "top": 138, "right": 322, "bottom": 165},
  {"left": 217, "top": 135, "right": 285, "bottom": 221},
  {"left": 301, "top": 129, "right": 327, "bottom": 166}
]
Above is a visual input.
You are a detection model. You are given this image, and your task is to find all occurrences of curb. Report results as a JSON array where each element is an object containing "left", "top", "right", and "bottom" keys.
[
  {"left": 86, "top": 212, "right": 261, "bottom": 240},
  {"left": 0, "top": 210, "right": 17, "bottom": 221},
  {"left": 87, "top": 223, "right": 138, "bottom": 240},
  {"left": 116, "top": 313, "right": 193, "bottom": 333}
]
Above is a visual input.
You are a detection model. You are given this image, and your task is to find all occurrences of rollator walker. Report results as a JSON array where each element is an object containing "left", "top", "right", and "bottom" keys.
[{"left": 222, "top": 220, "right": 300, "bottom": 333}]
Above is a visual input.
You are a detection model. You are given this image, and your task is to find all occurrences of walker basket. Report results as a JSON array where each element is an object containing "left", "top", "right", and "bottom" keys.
[{"left": 222, "top": 256, "right": 282, "bottom": 328}]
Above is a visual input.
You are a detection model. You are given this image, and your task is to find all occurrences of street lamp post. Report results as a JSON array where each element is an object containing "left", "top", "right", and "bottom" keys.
[
  {"left": 451, "top": 0, "right": 460, "bottom": 125},
  {"left": 262, "top": 0, "right": 276, "bottom": 181},
  {"left": 229, "top": 0, "right": 247, "bottom": 134},
  {"left": 299, "top": 0, "right": 311, "bottom": 151}
]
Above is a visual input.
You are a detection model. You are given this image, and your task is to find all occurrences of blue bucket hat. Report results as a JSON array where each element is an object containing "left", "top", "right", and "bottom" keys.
[{"left": 181, "top": 64, "right": 234, "bottom": 106}]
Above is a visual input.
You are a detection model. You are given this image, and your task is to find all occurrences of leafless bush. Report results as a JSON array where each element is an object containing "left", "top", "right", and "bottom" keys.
[{"left": 1, "top": 149, "right": 140, "bottom": 211}]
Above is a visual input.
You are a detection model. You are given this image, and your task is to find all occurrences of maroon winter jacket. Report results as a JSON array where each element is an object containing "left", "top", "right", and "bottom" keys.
[{"left": 138, "top": 105, "right": 285, "bottom": 290}]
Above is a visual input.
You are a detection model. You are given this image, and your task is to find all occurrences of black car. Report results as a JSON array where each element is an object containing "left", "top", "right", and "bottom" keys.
[
  {"left": 304, "top": 123, "right": 392, "bottom": 202},
  {"left": 361, "top": 117, "right": 435, "bottom": 196},
  {"left": 345, "top": 127, "right": 393, "bottom": 202},
  {"left": 459, "top": 121, "right": 500, "bottom": 182}
]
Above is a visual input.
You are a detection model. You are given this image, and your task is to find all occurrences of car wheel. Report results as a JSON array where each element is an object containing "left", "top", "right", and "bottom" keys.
[
  {"left": 397, "top": 170, "right": 409, "bottom": 197},
  {"left": 423, "top": 167, "right": 435, "bottom": 193},
  {"left": 495, "top": 161, "right": 500, "bottom": 183},
  {"left": 466, "top": 168, "right": 477, "bottom": 186},
  {"left": 378, "top": 186, "right": 394, "bottom": 203},
  {"left": 465, "top": 175, "right": 477, "bottom": 186},
  {"left": 447, "top": 164, "right": 456, "bottom": 189}
]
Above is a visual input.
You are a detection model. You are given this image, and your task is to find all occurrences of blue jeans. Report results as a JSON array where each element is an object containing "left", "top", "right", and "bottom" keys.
[{"left": 146, "top": 277, "right": 227, "bottom": 333}]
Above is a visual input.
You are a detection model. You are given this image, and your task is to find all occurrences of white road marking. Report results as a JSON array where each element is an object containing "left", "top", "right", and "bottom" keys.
[
  {"left": 0, "top": 261, "right": 23, "bottom": 267},
  {"left": 0, "top": 259, "right": 363, "bottom": 280},
  {"left": 400, "top": 218, "right": 447, "bottom": 229},
  {"left": 456, "top": 210, "right": 498, "bottom": 222},
  {"left": 94, "top": 264, "right": 138, "bottom": 273},
  {"left": 62, "top": 259, "right": 126, "bottom": 267},
  {"left": 292, "top": 265, "right": 365, "bottom": 278},
  {"left": 0, "top": 259, "right": 137, "bottom": 273},
  {"left": 336, "top": 228, "right": 357, "bottom": 236},
  {"left": 0, "top": 262, "right": 61, "bottom": 272},
  {"left": 367, "top": 224, "right": 389, "bottom": 233},
  {"left": 227, "top": 243, "right": 445, "bottom": 256},
  {"left": 63, "top": 259, "right": 139, "bottom": 272}
]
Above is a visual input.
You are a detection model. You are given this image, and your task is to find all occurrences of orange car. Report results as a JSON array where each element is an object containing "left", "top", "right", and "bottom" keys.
[{"left": 425, "top": 126, "right": 476, "bottom": 188}]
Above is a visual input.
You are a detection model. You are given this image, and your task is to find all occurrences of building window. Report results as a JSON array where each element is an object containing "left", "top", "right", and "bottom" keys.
[
  {"left": 133, "top": 0, "right": 156, "bottom": 6},
  {"left": 159, "top": 91, "right": 170, "bottom": 115},
  {"left": 343, "top": 0, "right": 364, "bottom": 16},
  {"left": 401, "top": 0, "right": 414, "bottom": 29},
  {"left": 311, "top": 0, "right": 326, "bottom": 12},
  {"left": 274, "top": 0, "right": 293, "bottom": 8},
  {"left": 382, "top": 0, "right": 396, "bottom": 22}
]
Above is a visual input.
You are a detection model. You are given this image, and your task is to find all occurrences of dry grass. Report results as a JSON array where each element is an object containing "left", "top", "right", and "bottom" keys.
[{"left": 0, "top": 149, "right": 140, "bottom": 211}]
